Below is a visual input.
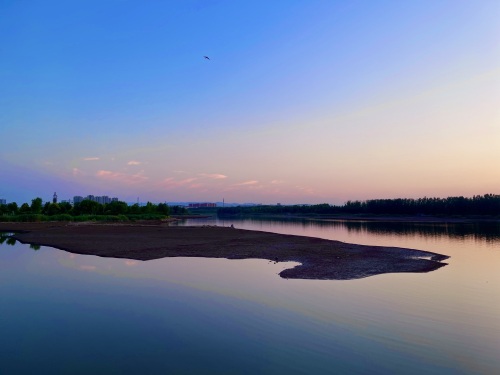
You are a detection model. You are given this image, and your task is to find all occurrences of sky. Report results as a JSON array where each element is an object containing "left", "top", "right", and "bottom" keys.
[{"left": 1, "top": 0, "right": 499, "bottom": 205}]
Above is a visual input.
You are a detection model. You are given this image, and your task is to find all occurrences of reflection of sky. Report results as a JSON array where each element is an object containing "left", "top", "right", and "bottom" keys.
[
  {"left": 181, "top": 218, "right": 500, "bottom": 374},
  {"left": 1, "top": 221, "right": 500, "bottom": 373},
  {"left": 1, "top": 1, "right": 499, "bottom": 204}
]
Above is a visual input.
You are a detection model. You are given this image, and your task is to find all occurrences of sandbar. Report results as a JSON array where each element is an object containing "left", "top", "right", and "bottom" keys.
[{"left": 0, "top": 222, "right": 449, "bottom": 280}]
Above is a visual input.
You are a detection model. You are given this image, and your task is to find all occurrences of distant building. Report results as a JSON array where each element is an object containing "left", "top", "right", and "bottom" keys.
[
  {"left": 95, "top": 196, "right": 112, "bottom": 204},
  {"left": 188, "top": 203, "right": 217, "bottom": 208},
  {"left": 73, "top": 195, "right": 119, "bottom": 205},
  {"left": 0, "top": 199, "right": 6, "bottom": 205},
  {"left": 53, "top": 192, "right": 58, "bottom": 204}
]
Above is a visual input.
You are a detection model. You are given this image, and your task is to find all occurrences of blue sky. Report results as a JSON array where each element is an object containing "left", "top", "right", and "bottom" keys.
[{"left": 1, "top": 0, "right": 499, "bottom": 204}]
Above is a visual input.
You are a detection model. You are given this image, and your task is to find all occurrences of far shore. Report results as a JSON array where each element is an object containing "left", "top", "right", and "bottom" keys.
[
  {"left": 216, "top": 213, "right": 500, "bottom": 223},
  {"left": 0, "top": 222, "right": 449, "bottom": 280}
]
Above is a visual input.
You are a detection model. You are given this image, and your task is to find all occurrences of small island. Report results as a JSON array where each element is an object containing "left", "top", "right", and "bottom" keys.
[{"left": 0, "top": 222, "right": 449, "bottom": 280}]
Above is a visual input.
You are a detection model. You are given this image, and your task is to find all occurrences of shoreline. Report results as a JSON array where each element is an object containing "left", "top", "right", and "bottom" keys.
[
  {"left": 0, "top": 222, "right": 449, "bottom": 280},
  {"left": 217, "top": 213, "right": 500, "bottom": 223}
]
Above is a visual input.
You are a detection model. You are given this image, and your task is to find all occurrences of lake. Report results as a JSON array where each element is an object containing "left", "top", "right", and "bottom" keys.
[{"left": 1, "top": 218, "right": 499, "bottom": 374}]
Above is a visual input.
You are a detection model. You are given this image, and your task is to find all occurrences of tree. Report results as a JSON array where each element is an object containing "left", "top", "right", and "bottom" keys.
[
  {"left": 129, "top": 203, "right": 141, "bottom": 214},
  {"left": 59, "top": 202, "right": 72, "bottom": 214},
  {"left": 42, "top": 202, "right": 51, "bottom": 215},
  {"left": 171, "top": 205, "right": 187, "bottom": 215},
  {"left": 7, "top": 202, "right": 18, "bottom": 215},
  {"left": 141, "top": 202, "right": 155, "bottom": 214},
  {"left": 157, "top": 203, "right": 170, "bottom": 215},
  {"left": 19, "top": 203, "right": 31, "bottom": 214},
  {"left": 104, "top": 201, "right": 129, "bottom": 215},
  {"left": 31, "top": 197, "right": 43, "bottom": 214},
  {"left": 47, "top": 203, "right": 61, "bottom": 216},
  {"left": 74, "top": 200, "right": 102, "bottom": 215}
]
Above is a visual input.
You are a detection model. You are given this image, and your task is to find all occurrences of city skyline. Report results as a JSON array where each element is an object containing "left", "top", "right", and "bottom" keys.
[
  {"left": 0, "top": 192, "right": 236, "bottom": 206},
  {"left": 1, "top": 1, "right": 499, "bottom": 204}
]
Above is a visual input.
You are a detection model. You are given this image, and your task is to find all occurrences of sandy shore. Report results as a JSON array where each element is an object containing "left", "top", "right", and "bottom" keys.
[{"left": 0, "top": 222, "right": 449, "bottom": 280}]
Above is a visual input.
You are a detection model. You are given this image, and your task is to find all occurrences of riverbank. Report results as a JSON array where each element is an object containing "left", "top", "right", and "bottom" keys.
[
  {"left": 219, "top": 213, "right": 500, "bottom": 223},
  {"left": 0, "top": 222, "right": 449, "bottom": 280}
]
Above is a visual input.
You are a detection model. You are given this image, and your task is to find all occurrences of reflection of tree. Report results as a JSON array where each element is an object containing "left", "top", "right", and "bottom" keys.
[
  {"left": 1, "top": 232, "right": 17, "bottom": 246},
  {"left": 229, "top": 216, "right": 500, "bottom": 243},
  {"left": 0, "top": 232, "right": 42, "bottom": 248},
  {"left": 6, "top": 237, "right": 17, "bottom": 246},
  {"left": 339, "top": 221, "right": 500, "bottom": 242}
]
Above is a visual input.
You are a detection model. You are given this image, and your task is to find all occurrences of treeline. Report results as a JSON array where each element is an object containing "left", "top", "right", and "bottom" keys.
[
  {"left": 218, "top": 194, "right": 500, "bottom": 217},
  {"left": 0, "top": 198, "right": 187, "bottom": 222}
]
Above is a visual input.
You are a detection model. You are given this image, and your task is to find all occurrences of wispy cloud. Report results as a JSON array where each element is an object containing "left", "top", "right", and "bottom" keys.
[
  {"left": 127, "top": 160, "right": 142, "bottom": 166},
  {"left": 199, "top": 173, "right": 227, "bottom": 179},
  {"left": 83, "top": 157, "right": 100, "bottom": 161},
  {"left": 160, "top": 177, "right": 199, "bottom": 188},
  {"left": 232, "top": 180, "right": 259, "bottom": 186},
  {"left": 179, "top": 178, "right": 198, "bottom": 185},
  {"left": 72, "top": 168, "right": 84, "bottom": 176},
  {"left": 271, "top": 179, "right": 284, "bottom": 184},
  {"left": 96, "top": 170, "right": 148, "bottom": 184}
]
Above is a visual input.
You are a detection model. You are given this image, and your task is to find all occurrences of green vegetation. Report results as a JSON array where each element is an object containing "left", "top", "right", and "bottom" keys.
[
  {"left": 218, "top": 194, "right": 500, "bottom": 217},
  {"left": 186, "top": 207, "right": 218, "bottom": 215},
  {"left": 0, "top": 198, "right": 188, "bottom": 222}
]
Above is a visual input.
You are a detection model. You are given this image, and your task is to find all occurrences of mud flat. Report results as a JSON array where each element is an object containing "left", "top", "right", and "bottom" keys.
[{"left": 0, "top": 222, "right": 449, "bottom": 280}]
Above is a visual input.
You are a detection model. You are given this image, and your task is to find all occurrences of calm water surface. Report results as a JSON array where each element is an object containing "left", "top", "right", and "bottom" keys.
[{"left": 1, "top": 218, "right": 499, "bottom": 374}]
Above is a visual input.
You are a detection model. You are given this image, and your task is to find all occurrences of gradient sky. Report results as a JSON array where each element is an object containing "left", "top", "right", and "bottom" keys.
[{"left": 1, "top": 0, "right": 499, "bottom": 204}]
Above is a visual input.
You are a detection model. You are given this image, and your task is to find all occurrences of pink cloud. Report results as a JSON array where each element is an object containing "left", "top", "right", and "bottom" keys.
[
  {"left": 160, "top": 177, "right": 198, "bottom": 188},
  {"left": 96, "top": 170, "right": 148, "bottom": 184},
  {"left": 83, "top": 157, "right": 99, "bottom": 161},
  {"left": 199, "top": 173, "right": 227, "bottom": 179},
  {"left": 127, "top": 160, "right": 141, "bottom": 166},
  {"left": 179, "top": 178, "right": 198, "bottom": 185},
  {"left": 232, "top": 180, "right": 259, "bottom": 186}
]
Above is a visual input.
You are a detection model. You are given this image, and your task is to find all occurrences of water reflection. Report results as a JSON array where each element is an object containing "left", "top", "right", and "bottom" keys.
[
  {"left": 0, "top": 232, "right": 12, "bottom": 242},
  {"left": 1, "top": 224, "right": 499, "bottom": 374},
  {"left": 1, "top": 232, "right": 42, "bottom": 250},
  {"left": 205, "top": 216, "right": 500, "bottom": 243},
  {"left": 326, "top": 220, "right": 499, "bottom": 244},
  {"left": 0, "top": 233, "right": 17, "bottom": 246}
]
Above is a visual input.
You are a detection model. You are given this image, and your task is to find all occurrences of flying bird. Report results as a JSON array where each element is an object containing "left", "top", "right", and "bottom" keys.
[{"left": 204, "top": 56, "right": 210, "bottom": 60}]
